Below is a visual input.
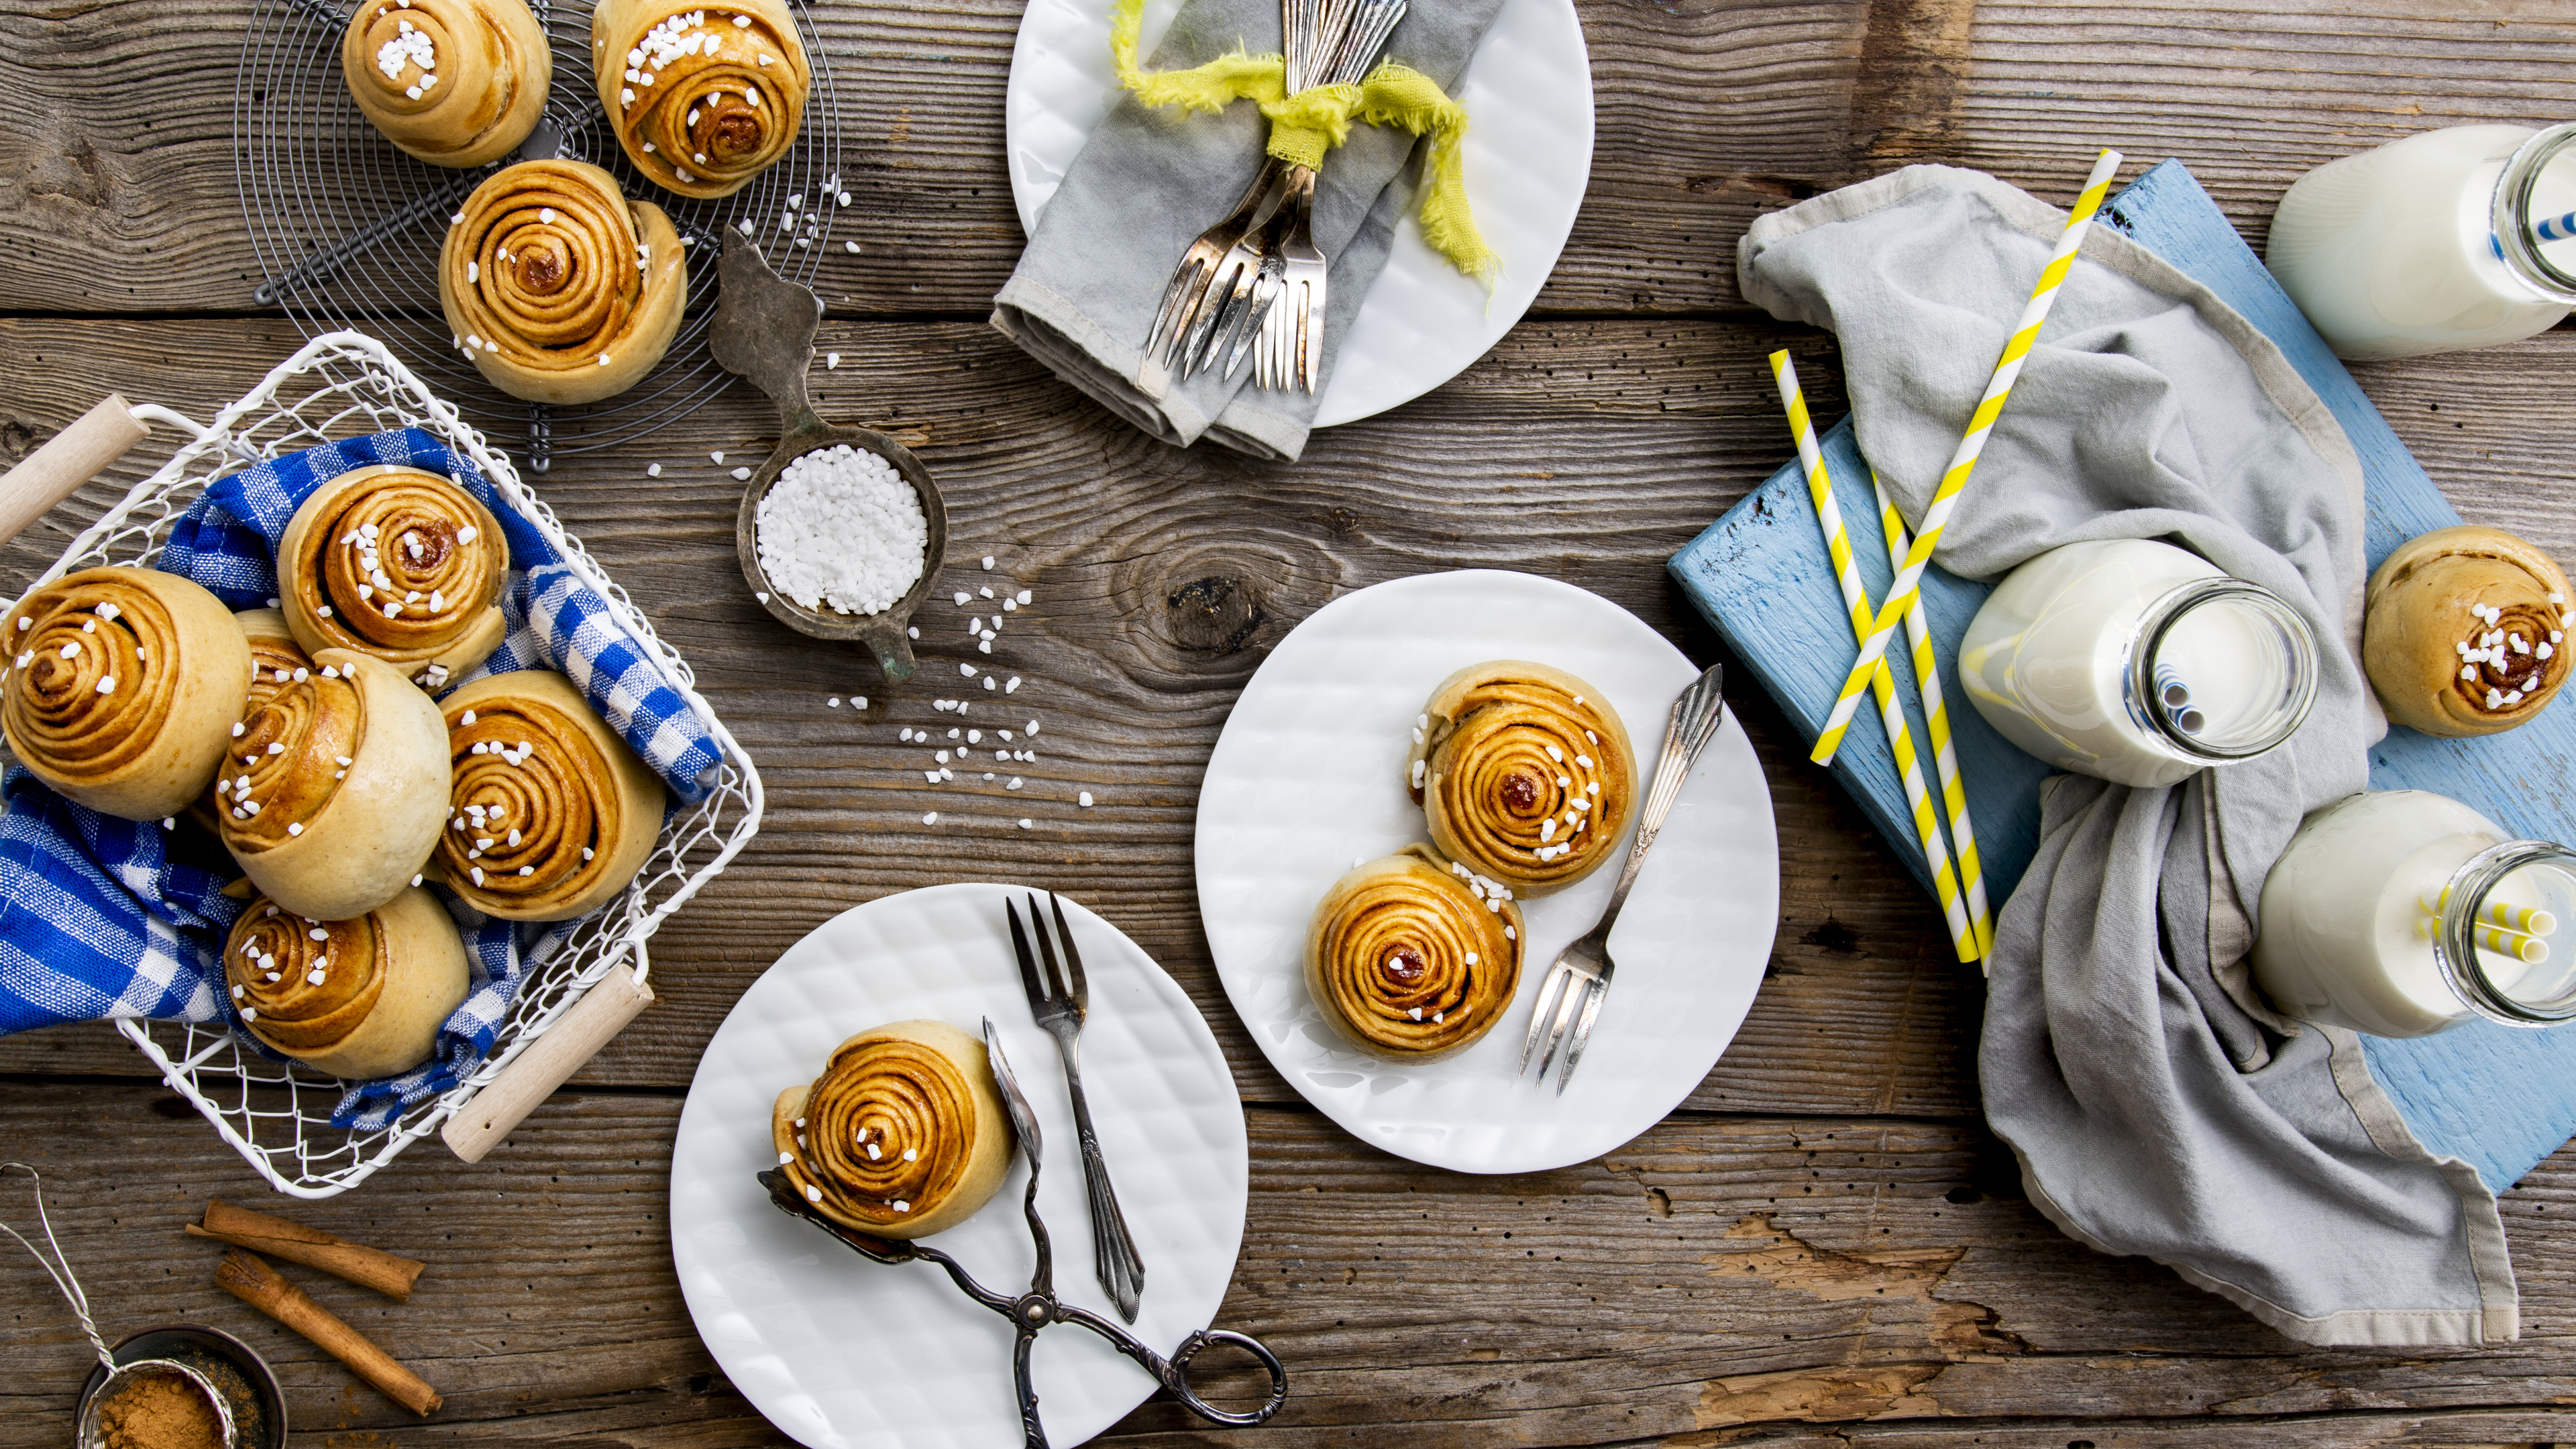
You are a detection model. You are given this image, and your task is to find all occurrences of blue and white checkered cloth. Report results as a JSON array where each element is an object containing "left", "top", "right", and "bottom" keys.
[{"left": 0, "top": 427, "right": 724, "bottom": 1128}]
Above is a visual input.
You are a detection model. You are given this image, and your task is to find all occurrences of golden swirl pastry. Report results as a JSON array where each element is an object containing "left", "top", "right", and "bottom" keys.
[
  {"left": 192, "top": 610, "right": 318, "bottom": 830},
  {"left": 437, "top": 159, "right": 687, "bottom": 404},
  {"left": 1405, "top": 659, "right": 1636, "bottom": 897},
  {"left": 225, "top": 887, "right": 468, "bottom": 1080},
  {"left": 592, "top": 0, "right": 810, "bottom": 199},
  {"left": 0, "top": 568, "right": 250, "bottom": 820},
  {"left": 340, "top": 0, "right": 550, "bottom": 168},
  {"left": 1305, "top": 844, "right": 1525, "bottom": 1061},
  {"left": 434, "top": 669, "right": 665, "bottom": 920},
  {"left": 773, "top": 1019, "right": 1014, "bottom": 1240},
  {"left": 219, "top": 649, "right": 453, "bottom": 922},
  {"left": 2365, "top": 525, "right": 2575, "bottom": 737},
  {"left": 278, "top": 464, "right": 510, "bottom": 686}
]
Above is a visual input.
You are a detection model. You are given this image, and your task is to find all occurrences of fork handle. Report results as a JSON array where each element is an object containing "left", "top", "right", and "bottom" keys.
[
  {"left": 1059, "top": 1051, "right": 1148, "bottom": 1322},
  {"left": 1595, "top": 664, "right": 1730, "bottom": 934}
]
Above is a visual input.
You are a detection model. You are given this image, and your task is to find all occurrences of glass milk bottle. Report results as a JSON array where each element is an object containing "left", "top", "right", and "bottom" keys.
[
  {"left": 2266, "top": 122, "right": 2576, "bottom": 360},
  {"left": 2253, "top": 790, "right": 2576, "bottom": 1038},
  {"left": 1958, "top": 539, "right": 2320, "bottom": 788}
]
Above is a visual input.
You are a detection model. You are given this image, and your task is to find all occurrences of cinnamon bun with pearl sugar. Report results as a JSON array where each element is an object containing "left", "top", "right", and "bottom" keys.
[
  {"left": 2363, "top": 525, "right": 2575, "bottom": 737},
  {"left": 339, "top": 0, "right": 551, "bottom": 167},
  {"left": 0, "top": 567, "right": 250, "bottom": 820},
  {"left": 435, "top": 669, "right": 665, "bottom": 921},
  {"left": 772, "top": 1019, "right": 1014, "bottom": 1240},
  {"left": 278, "top": 464, "right": 510, "bottom": 685},
  {"left": 226, "top": 887, "right": 468, "bottom": 1081},
  {"left": 592, "top": 0, "right": 810, "bottom": 199},
  {"left": 1406, "top": 659, "right": 1637, "bottom": 897},
  {"left": 1304, "top": 845, "right": 1525, "bottom": 1062}
]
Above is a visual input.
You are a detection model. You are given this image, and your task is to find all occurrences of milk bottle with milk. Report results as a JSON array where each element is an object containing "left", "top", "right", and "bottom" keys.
[{"left": 2267, "top": 122, "right": 2576, "bottom": 360}]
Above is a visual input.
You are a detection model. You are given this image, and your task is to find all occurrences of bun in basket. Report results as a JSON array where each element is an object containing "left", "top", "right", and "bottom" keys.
[
  {"left": 227, "top": 885, "right": 469, "bottom": 1080},
  {"left": 435, "top": 669, "right": 666, "bottom": 920}
]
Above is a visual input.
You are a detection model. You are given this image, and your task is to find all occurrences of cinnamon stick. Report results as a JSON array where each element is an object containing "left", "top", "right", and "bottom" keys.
[
  {"left": 185, "top": 1197, "right": 426, "bottom": 1300},
  {"left": 214, "top": 1248, "right": 443, "bottom": 1416}
]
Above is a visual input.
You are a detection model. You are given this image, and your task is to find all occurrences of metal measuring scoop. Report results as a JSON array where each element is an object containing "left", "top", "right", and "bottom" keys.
[
  {"left": 711, "top": 231, "right": 948, "bottom": 682},
  {"left": 3, "top": 1165, "right": 260, "bottom": 1449}
]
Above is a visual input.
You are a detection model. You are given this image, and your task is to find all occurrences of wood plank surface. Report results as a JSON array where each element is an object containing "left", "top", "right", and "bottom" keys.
[{"left": 10, "top": 0, "right": 2576, "bottom": 1444}]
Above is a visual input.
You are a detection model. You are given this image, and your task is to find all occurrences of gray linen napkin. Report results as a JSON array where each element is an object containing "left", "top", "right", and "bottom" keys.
[
  {"left": 990, "top": 0, "right": 1505, "bottom": 460},
  {"left": 1739, "top": 164, "right": 2518, "bottom": 1347}
]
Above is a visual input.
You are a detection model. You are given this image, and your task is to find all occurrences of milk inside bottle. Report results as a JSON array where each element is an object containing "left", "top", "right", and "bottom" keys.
[
  {"left": 2251, "top": 790, "right": 2576, "bottom": 1038},
  {"left": 1958, "top": 539, "right": 2319, "bottom": 788},
  {"left": 2266, "top": 122, "right": 2576, "bottom": 360}
]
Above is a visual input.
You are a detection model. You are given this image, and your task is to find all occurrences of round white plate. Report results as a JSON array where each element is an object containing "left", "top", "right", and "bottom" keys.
[
  {"left": 669, "top": 883, "right": 1250, "bottom": 1449},
  {"left": 1194, "top": 570, "right": 1779, "bottom": 1174},
  {"left": 1004, "top": 0, "right": 1594, "bottom": 428}
]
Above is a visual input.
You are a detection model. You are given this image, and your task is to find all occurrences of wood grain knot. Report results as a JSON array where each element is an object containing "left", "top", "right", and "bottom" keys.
[{"left": 1165, "top": 576, "right": 1265, "bottom": 655}]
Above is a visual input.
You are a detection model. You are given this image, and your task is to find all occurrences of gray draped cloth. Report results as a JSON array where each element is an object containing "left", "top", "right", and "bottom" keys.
[
  {"left": 1739, "top": 164, "right": 2518, "bottom": 1347},
  {"left": 990, "top": 0, "right": 1505, "bottom": 461}
]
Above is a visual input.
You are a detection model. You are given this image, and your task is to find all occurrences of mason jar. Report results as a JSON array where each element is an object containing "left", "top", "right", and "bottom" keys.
[
  {"left": 2266, "top": 122, "right": 2576, "bottom": 360},
  {"left": 2253, "top": 790, "right": 2576, "bottom": 1038},
  {"left": 1957, "top": 539, "right": 2320, "bottom": 788}
]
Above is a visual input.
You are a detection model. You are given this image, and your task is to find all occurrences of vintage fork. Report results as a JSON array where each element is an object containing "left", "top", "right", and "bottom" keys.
[
  {"left": 1008, "top": 893, "right": 1147, "bottom": 1323},
  {"left": 1518, "top": 663, "right": 1730, "bottom": 1094},
  {"left": 1139, "top": 161, "right": 1291, "bottom": 396}
]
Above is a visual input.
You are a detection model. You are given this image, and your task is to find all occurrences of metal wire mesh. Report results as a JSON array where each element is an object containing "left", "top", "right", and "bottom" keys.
[
  {"left": 233, "top": 0, "right": 845, "bottom": 471},
  {"left": 45, "top": 332, "right": 765, "bottom": 1198}
]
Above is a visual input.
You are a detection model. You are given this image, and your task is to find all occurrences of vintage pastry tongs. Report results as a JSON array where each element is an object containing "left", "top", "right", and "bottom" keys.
[{"left": 756, "top": 1020, "right": 1287, "bottom": 1446}]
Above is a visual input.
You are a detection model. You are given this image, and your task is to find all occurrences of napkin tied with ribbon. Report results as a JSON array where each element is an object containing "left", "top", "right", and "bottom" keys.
[{"left": 993, "top": 0, "right": 1508, "bottom": 460}]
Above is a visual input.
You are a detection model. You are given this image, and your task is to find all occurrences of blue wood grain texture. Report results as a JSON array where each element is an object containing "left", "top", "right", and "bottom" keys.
[{"left": 1670, "top": 158, "right": 2576, "bottom": 1191}]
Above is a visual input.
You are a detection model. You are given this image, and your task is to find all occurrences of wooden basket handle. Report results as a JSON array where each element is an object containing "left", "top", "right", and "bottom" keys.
[
  {"left": 0, "top": 396, "right": 149, "bottom": 545},
  {"left": 440, "top": 967, "right": 654, "bottom": 1163}
]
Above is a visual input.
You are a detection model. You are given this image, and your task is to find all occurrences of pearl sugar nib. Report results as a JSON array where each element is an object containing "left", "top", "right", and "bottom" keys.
[{"left": 753, "top": 444, "right": 928, "bottom": 616}]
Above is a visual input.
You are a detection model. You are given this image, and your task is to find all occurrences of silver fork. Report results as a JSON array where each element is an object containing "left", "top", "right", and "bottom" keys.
[
  {"left": 1243, "top": 0, "right": 1405, "bottom": 392},
  {"left": 1140, "top": 161, "right": 1291, "bottom": 396},
  {"left": 1518, "top": 662, "right": 1731, "bottom": 1094},
  {"left": 1008, "top": 892, "right": 1147, "bottom": 1323}
]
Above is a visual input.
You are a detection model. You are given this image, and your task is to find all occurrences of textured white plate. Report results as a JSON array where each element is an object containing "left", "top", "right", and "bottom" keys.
[
  {"left": 1195, "top": 571, "right": 1778, "bottom": 1174},
  {"left": 1005, "top": 0, "right": 1594, "bottom": 428},
  {"left": 669, "top": 883, "right": 1250, "bottom": 1449}
]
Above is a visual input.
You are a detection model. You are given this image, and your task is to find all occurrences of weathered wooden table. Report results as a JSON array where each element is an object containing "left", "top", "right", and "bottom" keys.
[{"left": 6, "top": 1, "right": 2576, "bottom": 1443}]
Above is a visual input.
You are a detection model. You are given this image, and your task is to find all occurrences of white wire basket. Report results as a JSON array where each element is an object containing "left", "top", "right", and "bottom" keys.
[{"left": 23, "top": 331, "right": 764, "bottom": 1199}]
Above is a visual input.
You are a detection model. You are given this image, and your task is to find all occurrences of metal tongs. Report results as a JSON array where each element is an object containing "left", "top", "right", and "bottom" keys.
[{"left": 757, "top": 1020, "right": 1287, "bottom": 1446}]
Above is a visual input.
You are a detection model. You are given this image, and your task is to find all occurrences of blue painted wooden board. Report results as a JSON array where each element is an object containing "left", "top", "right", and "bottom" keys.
[{"left": 1670, "top": 158, "right": 2576, "bottom": 1191}]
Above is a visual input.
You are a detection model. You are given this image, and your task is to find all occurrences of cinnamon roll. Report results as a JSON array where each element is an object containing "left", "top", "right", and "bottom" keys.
[
  {"left": 1406, "top": 660, "right": 1636, "bottom": 897},
  {"left": 219, "top": 649, "right": 453, "bottom": 922},
  {"left": 773, "top": 1019, "right": 1014, "bottom": 1240},
  {"left": 2365, "top": 525, "right": 2575, "bottom": 737},
  {"left": 341, "top": 0, "right": 551, "bottom": 168},
  {"left": 226, "top": 886, "right": 470, "bottom": 1081},
  {"left": 191, "top": 610, "right": 319, "bottom": 830},
  {"left": 1305, "top": 844, "right": 1525, "bottom": 1062},
  {"left": 437, "top": 159, "right": 687, "bottom": 404},
  {"left": 592, "top": 0, "right": 810, "bottom": 200},
  {"left": 0, "top": 568, "right": 251, "bottom": 820},
  {"left": 435, "top": 669, "right": 665, "bottom": 920},
  {"left": 277, "top": 464, "right": 511, "bottom": 687}
]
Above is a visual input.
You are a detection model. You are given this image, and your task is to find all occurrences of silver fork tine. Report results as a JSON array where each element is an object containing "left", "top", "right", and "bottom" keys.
[
  {"left": 1045, "top": 894, "right": 1088, "bottom": 1012},
  {"left": 1006, "top": 898, "right": 1051, "bottom": 1004},
  {"left": 1555, "top": 977, "right": 1606, "bottom": 1095},
  {"left": 1518, "top": 963, "right": 1570, "bottom": 1075},
  {"left": 1532, "top": 967, "right": 1588, "bottom": 1081},
  {"left": 1025, "top": 893, "right": 1065, "bottom": 1002}
]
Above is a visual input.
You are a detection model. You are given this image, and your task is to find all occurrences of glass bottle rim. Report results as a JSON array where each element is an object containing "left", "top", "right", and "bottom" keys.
[
  {"left": 2122, "top": 576, "right": 2320, "bottom": 763},
  {"left": 2492, "top": 121, "right": 2576, "bottom": 305},
  {"left": 2432, "top": 839, "right": 2576, "bottom": 1027}
]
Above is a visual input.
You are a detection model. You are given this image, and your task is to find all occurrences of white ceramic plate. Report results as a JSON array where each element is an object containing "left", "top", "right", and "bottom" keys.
[
  {"left": 1004, "top": 0, "right": 1595, "bottom": 428},
  {"left": 669, "top": 883, "right": 1250, "bottom": 1449},
  {"left": 1195, "top": 570, "right": 1779, "bottom": 1174}
]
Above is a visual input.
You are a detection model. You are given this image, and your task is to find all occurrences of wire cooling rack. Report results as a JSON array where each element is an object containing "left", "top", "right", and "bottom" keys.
[
  {"left": 233, "top": 0, "right": 843, "bottom": 472},
  {"left": 35, "top": 332, "right": 765, "bottom": 1199}
]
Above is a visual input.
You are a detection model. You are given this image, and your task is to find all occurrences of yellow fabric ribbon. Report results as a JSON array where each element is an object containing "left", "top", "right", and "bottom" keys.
[{"left": 1110, "top": 0, "right": 1497, "bottom": 282}]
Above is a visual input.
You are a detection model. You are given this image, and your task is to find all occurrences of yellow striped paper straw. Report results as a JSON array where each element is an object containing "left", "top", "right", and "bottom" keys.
[
  {"left": 1770, "top": 351, "right": 1979, "bottom": 965},
  {"left": 1872, "top": 469, "right": 1995, "bottom": 963},
  {"left": 2420, "top": 888, "right": 2559, "bottom": 938},
  {"left": 1809, "top": 148, "right": 2125, "bottom": 767}
]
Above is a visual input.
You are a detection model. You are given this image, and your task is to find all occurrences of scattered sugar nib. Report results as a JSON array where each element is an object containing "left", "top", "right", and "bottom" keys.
[{"left": 754, "top": 443, "right": 928, "bottom": 616}]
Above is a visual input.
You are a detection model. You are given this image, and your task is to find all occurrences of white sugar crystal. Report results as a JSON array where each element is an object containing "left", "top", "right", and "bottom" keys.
[{"left": 753, "top": 444, "right": 928, "bottom": 616}]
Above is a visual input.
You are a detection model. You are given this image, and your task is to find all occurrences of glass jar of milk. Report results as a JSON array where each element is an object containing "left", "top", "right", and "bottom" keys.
[
  {"left": 2253, "top": 790, "right": 2576, "bottom": 1037},
  {"left": 2266, "top": 122, "right": 2576, "bottom": 360},
  {"left": 1958, "top": 539, "right": 2320, "bottom": 788}
]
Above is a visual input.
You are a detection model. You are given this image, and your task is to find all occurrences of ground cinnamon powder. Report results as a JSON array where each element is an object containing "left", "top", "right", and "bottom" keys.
[{"left": 94, "top": 1369, "right": 225, "bottom": 1449}]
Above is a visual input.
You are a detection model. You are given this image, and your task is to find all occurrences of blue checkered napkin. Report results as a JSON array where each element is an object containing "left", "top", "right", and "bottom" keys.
[{"left": 3, "top": 426, "right": 722, "bottom": 1129}]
